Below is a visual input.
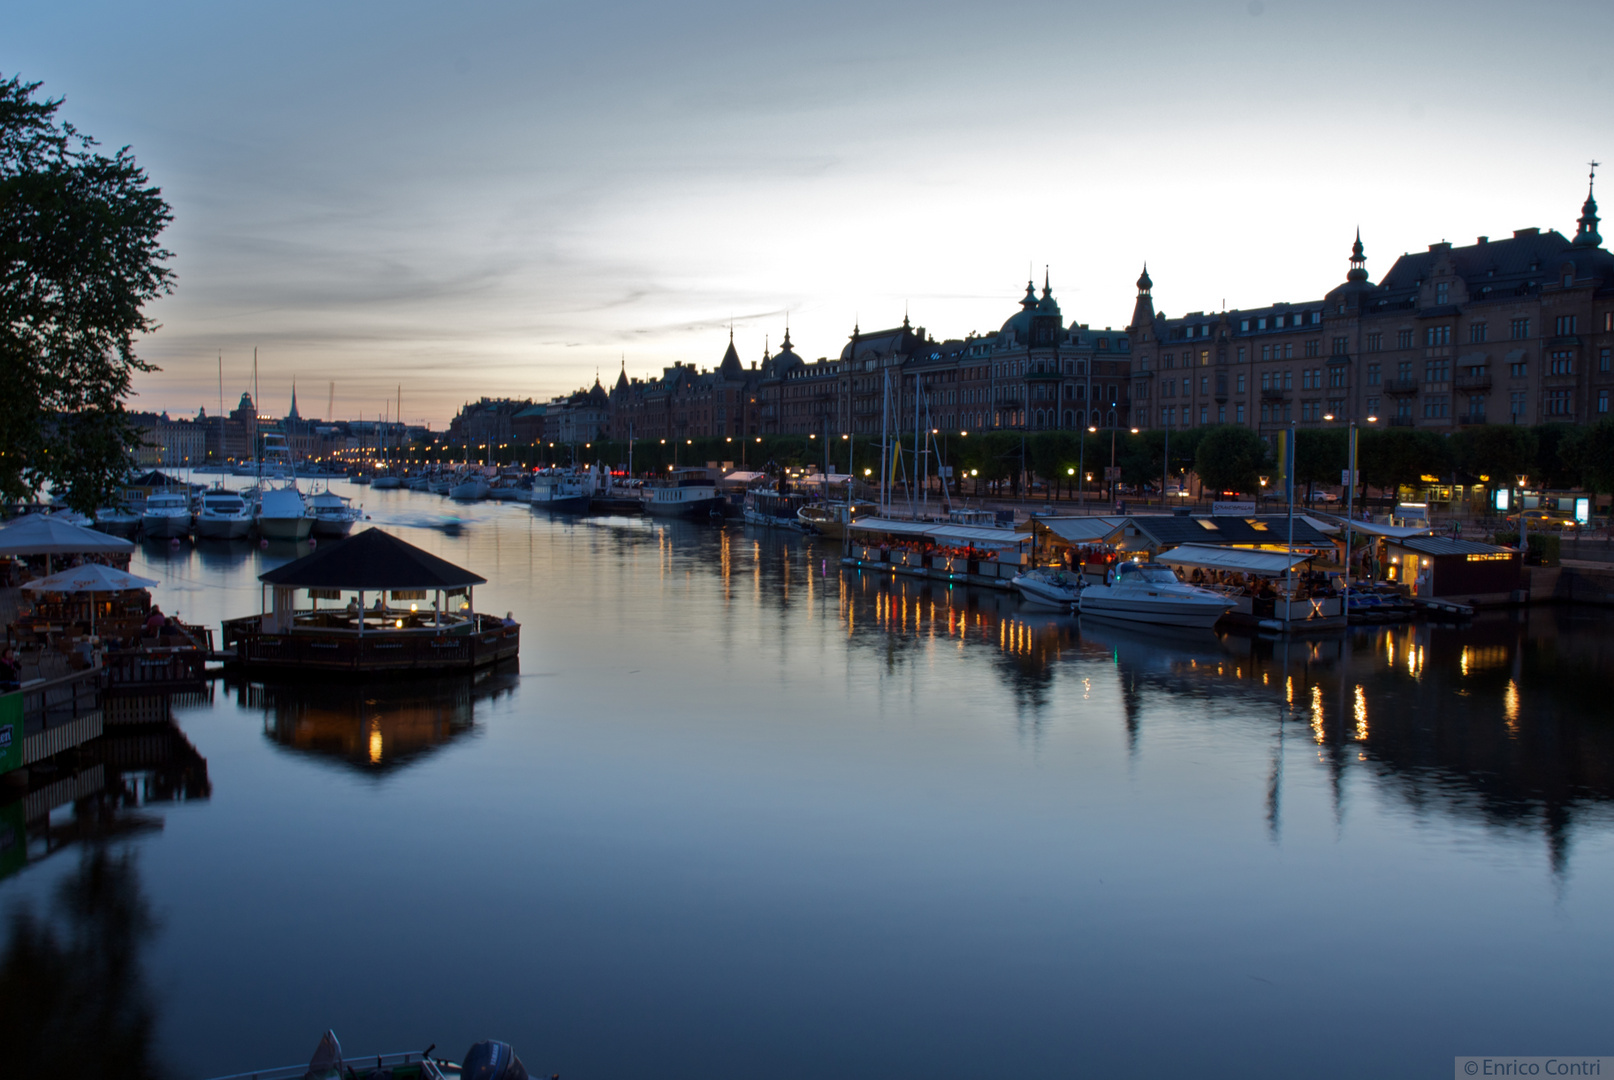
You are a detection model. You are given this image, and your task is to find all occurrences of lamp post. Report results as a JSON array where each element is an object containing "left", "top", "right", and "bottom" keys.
[
  {"left": 1082, "top": 425, "right": 1094, "bottom": 512},
  {"left": 1325, "top": 412, "right": 1376, "bottom": 584},
  {"left": 1516, "top": 473, "right": 1529, "bottom": 551}
]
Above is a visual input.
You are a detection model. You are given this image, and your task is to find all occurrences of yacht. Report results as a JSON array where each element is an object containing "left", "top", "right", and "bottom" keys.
[
  {"left": 1076, "top": 561, "right": 1233, "bottom": 629},
  {"left": 743, "top": 488, "right": 810, "bottom": 530},
  {"left": 646, "top": 470, "right": 724, "bottom": 518},
  {"left": 1011, "top": 567, "right": 1083, "bottom": 609},
  {"left": 141, "top": 490, "right": 193, "bottom": 539},
  {"left": 797, "top": 500, "right": 875, "bottom": 538},
  {"left": 254, "top": 434, "right": 314, "bottom": 540},
  {"left": 94, "top": 505, "right": 142, "bottom": 536},
  {"left": 530, "top": 472, "right": 592, "bottom": 513},
  {"left": 448, "top": 473, "right": 490, "bottom": 501},
  {"left": 195, "top": 487, "right": 253, "bottom": 539},
  {"left": 309, "top": 488, "right": 362, "bottom": 537},
  {"left": 371, "top": 474, "right": 402, "bottom": 490}
]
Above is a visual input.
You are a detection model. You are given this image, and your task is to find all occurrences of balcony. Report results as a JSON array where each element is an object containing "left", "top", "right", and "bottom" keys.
[
  {"left": 1383, "top": 379, "right": 1420, "bottom": 395},
  {"left": 1260, "top": 387, "right": 1288, "bottom": 401},
  {"left": 1454, "top": 372, "right": 1492, "bottom": 391}
]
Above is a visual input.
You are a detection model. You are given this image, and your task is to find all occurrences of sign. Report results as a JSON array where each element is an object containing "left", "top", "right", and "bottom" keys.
[
  {"left": 1212, "top": 501, "right": 1257, "bottom": 515},
  {"left": 1103, "top": 467, "right": 1122, "bottom": 480},
  {"left": 939, "top": 467, "right": 953, "bottom": 478},
  {"left": 1341, "top": 469, "right": 1356, "bottom": 486},
  {"left": 0, "top": 692, "right": 21, "bottom": 776},
  {"left": 1494, "top": 489, "right": 1510, "bottom": 511},
  {"left": 1576, "top": 497, "right": 1591, "bottom": 524}
]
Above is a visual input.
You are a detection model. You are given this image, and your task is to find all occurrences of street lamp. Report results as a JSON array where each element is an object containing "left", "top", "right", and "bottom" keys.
[{"left": 1516, "top": 473, "right": 1529, "bottom": 550}]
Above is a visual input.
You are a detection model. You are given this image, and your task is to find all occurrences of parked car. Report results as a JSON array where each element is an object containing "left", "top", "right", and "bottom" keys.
[{"left": 1504, "top": 509, "right": 1580, "bottom": 531}]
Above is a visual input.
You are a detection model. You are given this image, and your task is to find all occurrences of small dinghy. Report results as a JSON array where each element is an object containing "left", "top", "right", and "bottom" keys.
[{"left": 206, "top": 1029, "right": 533, "bottom": 1080}]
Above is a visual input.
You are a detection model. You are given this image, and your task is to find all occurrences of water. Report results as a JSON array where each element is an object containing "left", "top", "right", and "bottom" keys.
[{"left": 5, "top": 482, "right": 1614, "bottom": 1079}]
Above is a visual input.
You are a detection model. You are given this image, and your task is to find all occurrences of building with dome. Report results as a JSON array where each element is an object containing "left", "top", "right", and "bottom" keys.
[
  {"left": 606, "top": 333, "right": 764, "bottom": 442},
  {"left": 1127, "top": 170, "right": 1614, "bottom": 439}
]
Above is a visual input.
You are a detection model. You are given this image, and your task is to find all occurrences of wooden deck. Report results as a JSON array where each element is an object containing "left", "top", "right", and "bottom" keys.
[{"left": 221, "top": 613, "right": 520, "bottom": 674}]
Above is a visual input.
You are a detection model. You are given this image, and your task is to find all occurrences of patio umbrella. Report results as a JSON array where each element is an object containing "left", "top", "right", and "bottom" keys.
[
  {"left": 23, "top": 563, "right": 160, "bottom": 634},
  {"left": 0, "top": 514, "right": 135, "bottom": 569}
]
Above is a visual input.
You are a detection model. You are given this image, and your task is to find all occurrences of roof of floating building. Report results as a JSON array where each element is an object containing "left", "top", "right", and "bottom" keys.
[{"left": 258, "top": 529, "right": 486, "bottom": 590}]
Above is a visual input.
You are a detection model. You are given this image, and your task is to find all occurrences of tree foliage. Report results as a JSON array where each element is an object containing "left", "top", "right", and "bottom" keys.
[
  {"left": 0, "top": 73, "right": 173, "bottom": 511},
  {"left": 1450, "top": 424, "right": 1536, "bottom": 485},
  {"left": 1192, "top": 425, "right": 1268, "bottom": 495}
]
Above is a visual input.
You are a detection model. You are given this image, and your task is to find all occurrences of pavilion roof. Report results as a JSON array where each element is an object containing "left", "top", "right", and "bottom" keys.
[{"left": 258, "top": 528, "right": 485, "bottom": 589}]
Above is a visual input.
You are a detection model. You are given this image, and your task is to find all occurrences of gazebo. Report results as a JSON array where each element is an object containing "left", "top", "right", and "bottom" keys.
[{"left": 221, "top": 529, "right": 519, "bottom": 674}]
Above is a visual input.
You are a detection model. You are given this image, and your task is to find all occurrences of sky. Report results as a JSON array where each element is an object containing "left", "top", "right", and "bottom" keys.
[{"left": 10, "top": 0, "right": 1614, "bottom": 428}]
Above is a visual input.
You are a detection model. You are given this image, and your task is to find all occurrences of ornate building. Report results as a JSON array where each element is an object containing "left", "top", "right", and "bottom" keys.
[{"left": 1129, "top": 172, "right": 1614, "bottom": 438}]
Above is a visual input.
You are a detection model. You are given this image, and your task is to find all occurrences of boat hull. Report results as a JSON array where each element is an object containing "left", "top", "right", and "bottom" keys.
[
  {"left": 1077, "top": 590, "right": 1229, "bottom": 629},
  {"left": 258, "top": 516, "right": 314, "bottom": 541},
  {"left": 449, "top": 481, "right": 489, "bottom": 501},
  {"left": 311, "top": 516, "right": 357, "bottom": 538},
  {"left": 646, "top": 496, "right": 725, "bottom": 518},
  {"left": 531, "top": 494, "right": 592, "bottom": 513},
  {"left": 141, "top": 513, "right": 192, "bottom": 539},
  {"left": 1012, "top": 573, "right": 1080, "bottom": 608},
  {"left": 370, "top": 477, "right": 402, "bottom": 490},
  {"left": 195, "top": 515, "right": 253, "bottom": 540}
]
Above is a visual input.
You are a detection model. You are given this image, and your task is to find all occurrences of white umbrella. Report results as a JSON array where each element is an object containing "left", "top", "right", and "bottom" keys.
[
  {"left": 23, "top": 563, "right": 159, "bottom": 634},
  {"left": 0, "top": 514, "right": 135, "bottom": 560}
]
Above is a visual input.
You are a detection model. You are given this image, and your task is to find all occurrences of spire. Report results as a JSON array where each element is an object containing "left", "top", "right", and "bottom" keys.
[
  {"left": 780, "top": 325, "right": 793, "bottom": 353},
  {"left": 613, "top": 357, "right": 629, "bottom": 393},
  {"left": 1129, "top": 263, "right": 1155, "bottom": 331},
  {"left": 288, "top": 380, "right": 300, "bottom": 421},
  {"left": 1574, "top": 161, "right": 1602, "bottom": 248},
  {"left": 1347, "top": 228, "right": 1369, "bottom": 283},
  {"left": 1136, "top": 262, "right": 1152, "bottom": 295},
  {"left": 1043, "top": 264, "right": 1051, "bottom": 298},
  {"left": 1020, "top": 278, "right": 1038, "bottom": 310}
]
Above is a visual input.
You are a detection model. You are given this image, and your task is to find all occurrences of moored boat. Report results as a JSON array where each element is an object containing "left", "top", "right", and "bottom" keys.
[
  {"left": 448, "top": 474, "right": 490, "bottom": 501},
  {"left": 195, "top": 487, "right": 254, "bottom": 539},
  {"left": 743, "top": 487, "right": 810, "bottom": 530},
  {"left": 797, "top": 499, "right": 874, "bottom": 538},
  {"left": 310, "top": 488, "right": 362, "bottom": 537},
  {"left": 1076, "top": 560, "right": 1233, "bottom": 628},
  {"left": 140, "top": 490, "right": 193, "bottom": 539},
  {"left": 529, "top": 472, "right": 592, "bottom": 513},
  {"left": 204, "top": 1029, "right": 532, "bottom": 1080},
  {"left": 1011, "top": 566, "right": 1083, "bottom": 608},
  {"left": 646, "top": 470, "right": 724, "bottom": 518}
]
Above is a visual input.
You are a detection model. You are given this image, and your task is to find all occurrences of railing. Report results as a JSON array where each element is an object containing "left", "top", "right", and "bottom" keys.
[
  {"left": 1260, "top": 387, "right": 1288, "bottom": 400},
  {"left": 1455, "top": 372, "right": 1492, "bottom": 391},
  {"left": 1383, "top": 379, "right": 1420, "bottom": 395}
]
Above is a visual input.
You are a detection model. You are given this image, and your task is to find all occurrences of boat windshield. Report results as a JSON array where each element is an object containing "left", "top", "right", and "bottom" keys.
[{"left": 1119, "top": 563, "right": 1179, "bottom": 585}]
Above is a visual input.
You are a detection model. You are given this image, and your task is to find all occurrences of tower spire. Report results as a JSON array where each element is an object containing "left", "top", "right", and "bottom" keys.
[
  {"left": 1347, "top": 228, "right": 1369, "bottom": 283},
  {"left": 1574, "top": 161, "right": 1602, "bottom": 247}
]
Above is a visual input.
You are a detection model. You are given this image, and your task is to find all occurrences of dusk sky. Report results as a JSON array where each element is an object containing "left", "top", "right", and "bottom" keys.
[{"left": 12, "top": 1, "right": 1612, "bottom": 427}]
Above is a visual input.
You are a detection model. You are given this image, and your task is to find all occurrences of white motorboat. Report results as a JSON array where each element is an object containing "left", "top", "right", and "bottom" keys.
[
  {"left": 1076, "top": 560, "right": 1233, "bottom": 629},
  {"left": 530, "top": 473, "right": 591, "bottom": 513},
  {"left": 448, "top": 475, "right": 490, "bottom": 501},
  {"left": 428, "top": 475, "right": 453, "bottom": 496},
  {"left": 195, "top": 487, "right": 253, "bottom": 539},
  {"left": 646, "top": 471, "right": 724, "bottom": 518},
  {"left": 254, "top": 434, "right": 314, "bottom": 540},
  {"left": 94, "top": 506, "right": 141, "bottom": 536},
  {"left": 309, "top": 488, "right": 362, "bottom": 537},
  {"left": 1011, "top": 567, "right": 1083, "bottom": 608},
  {"left": 371, "top": 474, "right": 402, "bottom": 490},
  {"left": 405, "top": 475, "right": 431, "bottom": 491},
  {"left": 141, "top": 490, "right": 193, "bottom": 539}
]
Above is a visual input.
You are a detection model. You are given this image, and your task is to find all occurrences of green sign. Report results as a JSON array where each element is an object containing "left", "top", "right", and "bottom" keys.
[{"left": 0, "top": 691, "right": 22, "bottom": 775}]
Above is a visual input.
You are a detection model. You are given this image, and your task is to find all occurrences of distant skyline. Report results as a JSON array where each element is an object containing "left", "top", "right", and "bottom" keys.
[{"left": 11, "top": 0, "right": 1613, "bottom": 427}]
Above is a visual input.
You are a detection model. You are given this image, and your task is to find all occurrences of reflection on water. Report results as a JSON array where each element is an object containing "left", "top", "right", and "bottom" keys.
[
  {"left": 0, "top": 845, "right": 167, "bottom": 1080},
  {"left": 235, "top": 664, "right": 521, "bottom": 773}
]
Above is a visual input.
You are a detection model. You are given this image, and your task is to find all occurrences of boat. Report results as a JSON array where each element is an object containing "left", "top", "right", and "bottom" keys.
[
  {"left": 1011, "top": 566, "right": 1083, "bottom": 608},
  {"left": 646, "top": 470, "right": 725, "bottom": 518},
  {"left": 204, "top": 1029, "right": 530, "bottom": 1080},
  {"left": 448, "top": 474, "right": 490, "bottom": 501},
  {"left": 254, "top": 435, "right": 314, "bottom": 541},
  {"left": 405, "top": 474, "right": 432, "bottom": 492},
  {"left": 352, "top": 473, "right": 372, "bottom": 486},
  {"left": 1075, "top": 560, "right": 1233, "bottom": 628},
  {"left": 797, "top": 500, "right": 875, "bottom": 538},
  {"left": 195, "top": 487, "right": 254, "bottom": 539},
  {"left": 743, "top": 487, "right": 811, "bottom": 530},
  {"left": 140, "top": 490, "right": 193, "bottom": 539},
  {"left": 428, "top": 474, "right": 454, "bottom": 496},
  {"left": 221, "top": 528, "right": 520, "bottom": 675},
  {"left": 93, "top": 505, "right": 142, "bottom": 536},
  {"left": 310, "top": 488, "right": 362, "bottom": 537},
  {"left": 371, "top": 474, "right": 403, "bottom": 490},
  {"left": 529, "top": 471, "right": 592, "bottom": 513}
]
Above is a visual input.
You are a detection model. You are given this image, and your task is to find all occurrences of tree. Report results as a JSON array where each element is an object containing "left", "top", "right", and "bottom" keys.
[
  {"left": 1562, "top": 419, "right": 1614, "bottom": 495},
  {"left": 0, "top": 74, "right": 173, "bottom": 511},
  {"left": 1357, "top": 428, "right": 1448, "bottom": 498},
  {"left": 1192, "top": 425, "right": 1268, "bottom": 496},
  {"left": 1293, "top": 428, "right": 1347, "bottom": 503},
  {"left": 1450, "top": 424, "right": 1536, "bottom": 485}
]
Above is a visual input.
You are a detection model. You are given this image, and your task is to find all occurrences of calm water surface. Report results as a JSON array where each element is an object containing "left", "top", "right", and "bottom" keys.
[{"left": 5, "top": 482, "right": 1614, "bottom": 1079}]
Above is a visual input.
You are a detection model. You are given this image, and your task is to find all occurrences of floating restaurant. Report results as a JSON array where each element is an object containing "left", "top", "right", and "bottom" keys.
[{"left": 221, "top": 528, "right": 519, "bottom": 674}]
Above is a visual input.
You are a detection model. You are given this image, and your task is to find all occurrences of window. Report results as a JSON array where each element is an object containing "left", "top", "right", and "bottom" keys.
[
  {"left": 1282, "top": 370, "right": 1293, "bottom": 391},
  {"left": 1510, "top": 317, "right": 1531, "bottom": 339},
  {"left": 1200, "top": 376, "right": 1209, "bottom": 395},
  {"left": 1549, "top": 352, "right": 1574, "bottom": 375},
  {"left": 1599, "top": 390, "right": 1609, "bottom": 414},
  {"left": 1327, "top": 398, "right": 1345, "bottom": 416},
  {"left": 1510, "top": 358, "right": 1529, "bottom": 379},
  {"left": 1257, "top": 317, "right": 1268, "bottom": 330},
  {"left": 1260, "top": 345, "right": 1271, "bottom": 361},
  {"left": 1606, "top": 312, "right": 1613, "bottom": 332},
  {"left": 1546, "top": 389, "right": 1573, "bottom": 417},
  {"left": 1199, "top": 406, "right": 1209, "bottom": 425},
  {"left": 1425, "top": 326, "right": 1452, "bottom": 346},
  {"left": 1236, "top": 403, "right": 1245, "bottom": 423},
  {"left": 1275, "top": 315, "right": 1286, "bottom": 329},
  {"left": 1424, "top": 359, "right": 1450, "bottom": 382},
  {"left": 1510, "top": 390, "right": 1526, "bottom": 418},
  {"left": 1260, "top": 372, "right": 1271, "bottom": 391},
  {"left": 1555, "top": 315, "right": 1578, "bottom": 336},
  {"left": 1396, "top": 398, "right": 1412, "bottom": 419},
  {"left": 1197, "top": 350, "right": 1207, "bottom": 366},
  {"left": 1330, "top": 368, "right": 1347, "bottom": 389},
  {"left": 1283, "top": 343, "right": 1294, "bottom": 359},
  {"left": 1467, "top": 395, "right": 1486, "bottom": 421},
  {"left": 1164, "top": 352, "right": 1175, "bottom": 369},
  {"left": 1301, "top": 401, "right": 1321, "bottom": 422},
  {"left": 1397, "top": 361, "right": 1414, "bottom": 381},
  {"left": 1367, "top": 363, "right": 1381, "bottom": 385},
  {"left": 1305, "top": 340, "right": 1320, "bottom": 358},
  {"left": 1601, "top": 348, "right": 1611, "bottom": 373},
  {"left": 1311, "top": 312, "right": 1322, "bottom": 325},
  {"left": 1282, "top": 404, "right": 1292, "bottom": 422},
  {"left": 1332, "top": 336, "right": 1348, "bottom": 356},
  {"left": 1366, "top": 396, "right": 1380, "bottom": 415},
  {"left": 1470, "top": 322, "right": 1487, "bottom": 343},
  {"left": 1436, "top": 282, "right": 1449, "bottom": 304},
  {"left": 1236, "top": 373, "right": 1246, "bottom": 393},
  {"left": 1422, "top": 395, "right": 1449, "bottom": 419},
  {"left": 1367, "top": 332, "right": 1383, "bottom": 352},
  {"left": 1218, "top": 405, "right": 1226, "bottom": 423},
  {"left": 1236, "top": 346, "right": 1247, "bottom": 363},
  {"left": 1240, "top": 320, "right": 1251, "bottom": 331},
  {"left": 1397, "top": 329, "right": 1414, "bottom": 349},
  {"left": 1301, "top": 369, "right": 1318, "bottom": 390}
]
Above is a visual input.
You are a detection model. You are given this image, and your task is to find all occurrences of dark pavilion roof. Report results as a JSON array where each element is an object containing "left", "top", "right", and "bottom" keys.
[
  {"left": 259, "top": 528, "right": 486, "bottom": 589},
  {"left": 1129, "top": 514, "right": 1334, "bottom": 548}
]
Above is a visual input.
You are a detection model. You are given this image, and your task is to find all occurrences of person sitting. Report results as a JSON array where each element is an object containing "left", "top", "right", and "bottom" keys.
[
  {"left": 502, "top": 611, "right": 517, "bottom": 627},
  {"left": 144, "top": 606, "right": 165, "bottom": 637}
]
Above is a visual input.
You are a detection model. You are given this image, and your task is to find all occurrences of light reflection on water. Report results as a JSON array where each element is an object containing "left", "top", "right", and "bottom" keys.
[{"left": 3, "top": 482, "right": 1613, "bottom": 1080}]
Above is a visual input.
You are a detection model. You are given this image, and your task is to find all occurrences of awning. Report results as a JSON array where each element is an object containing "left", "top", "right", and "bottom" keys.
[
  {"left": 1032, "top": 516, "right": 1127, "bottom": 544},
  {"left": 846, "top": 518, "right": 1029, "bottom": 549},
  {"left": 1155, "top": 544, "right": 1312, "bottom": 574},
  {"left": 1310, "top": 513, "right": 1432, "bottom": 539},
  {"left": 846, "top": 517, "right": 934, "bottom": 537},
  {"left": 0, "top": 514, "right": 135, "bottom": 556}
]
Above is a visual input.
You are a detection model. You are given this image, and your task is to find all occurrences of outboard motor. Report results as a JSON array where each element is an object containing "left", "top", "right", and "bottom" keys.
[{"left": 461, "top": 1040, "right": 530, "bottom": 1080}]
